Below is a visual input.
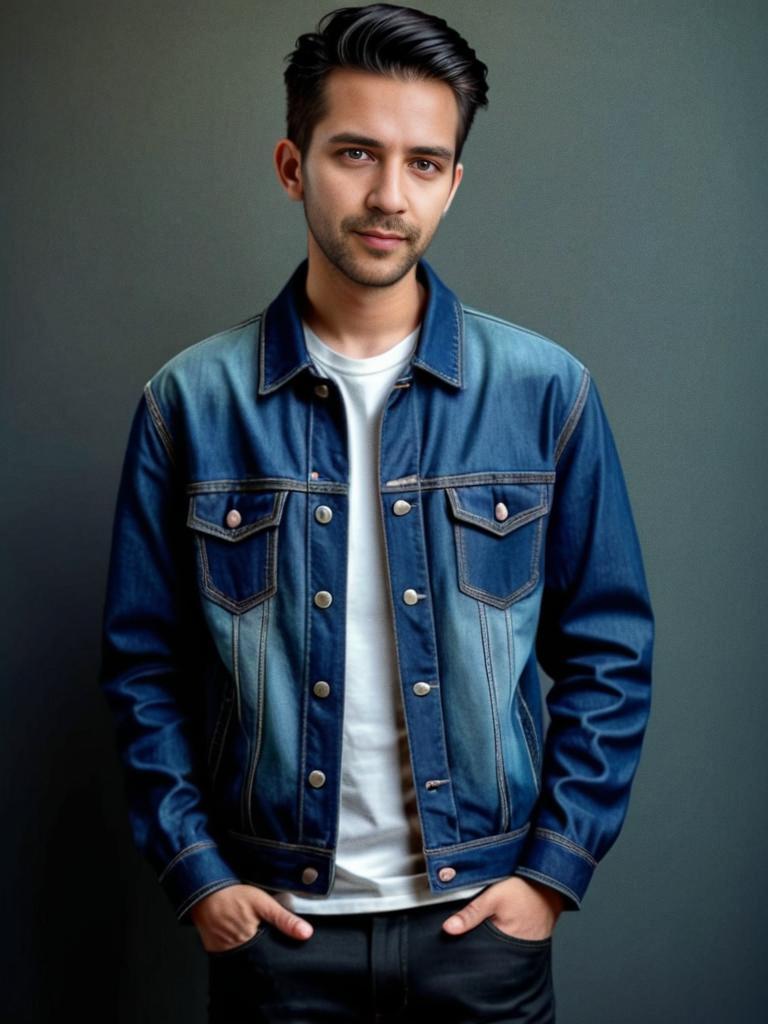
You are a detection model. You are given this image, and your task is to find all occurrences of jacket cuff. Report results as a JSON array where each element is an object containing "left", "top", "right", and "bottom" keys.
[
  {"left": 514, "top": 828, "right": 597, "bottom": 910},
  {"left": 158, "top": 840, "right": 242, "bottom": 926}
]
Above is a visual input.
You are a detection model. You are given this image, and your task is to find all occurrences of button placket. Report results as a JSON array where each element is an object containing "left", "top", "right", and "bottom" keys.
[{"left": 303, "top": 375, "right": 349, "bottom": 848}]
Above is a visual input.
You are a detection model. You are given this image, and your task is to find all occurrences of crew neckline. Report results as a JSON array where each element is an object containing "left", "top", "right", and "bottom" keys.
[{"left": 303, "top": 321, "right": 420, "bottom": 376}]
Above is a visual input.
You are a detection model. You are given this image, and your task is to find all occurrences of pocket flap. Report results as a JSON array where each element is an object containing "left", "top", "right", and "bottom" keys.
[
  {"left": 446, "top": 483, "right": 548, "bottom": 536},
  {"left": 187, "top": 490, "right": 288, "bottom": 541}
]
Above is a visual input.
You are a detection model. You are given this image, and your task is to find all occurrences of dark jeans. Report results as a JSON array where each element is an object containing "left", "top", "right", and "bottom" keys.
[{"left": 207, "top": 895, "right": 555, "bottom": 1023}]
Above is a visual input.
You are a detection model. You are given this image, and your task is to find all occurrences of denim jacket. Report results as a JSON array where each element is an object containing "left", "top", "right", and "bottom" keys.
[{"left": 98, "top": 257, "right": 654, "bottom": 926}]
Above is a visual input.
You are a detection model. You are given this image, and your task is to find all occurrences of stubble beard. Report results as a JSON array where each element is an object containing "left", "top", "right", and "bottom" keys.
[{"left": 302, "top": 197, "right": 433, "bottom": 289}]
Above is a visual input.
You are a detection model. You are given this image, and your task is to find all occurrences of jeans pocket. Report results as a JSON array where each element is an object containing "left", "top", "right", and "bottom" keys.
[
  {"left": 206, "top": 921, "right": 268, "bottom": 958},
  {"left": 481, "top": 917, "right": 552, "bottom": 952}
]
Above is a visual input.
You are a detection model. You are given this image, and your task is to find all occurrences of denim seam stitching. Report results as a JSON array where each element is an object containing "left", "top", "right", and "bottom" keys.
[
  {"left": 226, "top": 831, "right": 335, "bottom": 855},
  {"left": 515, "top": 867, "right": 581, "bottom": 906},
  {"left": 424, "top": 823, "right": 529, "bottom": 854},
  {"left": 454, "top": 511, "right": 543, "bottom": 609},
  {"left": 554, "top": 367, "right": 591, "bottom": 465},
  {"left": 143, "top": 381, "right": 176, "bottom": 467},
  {"left": 187, "top": 478, "right": 348, "bottom": 495},
  {"left": 478, "top": 601, "right": 510, "bottom": 833},
  {"left": 383, "top": 471, "right": 556, "bottom": 492},
  {"left": 158, "top": 840, "right": 218, "bottom": 882},
  {"left": 409, "top": 385, "right": 462, "bottom": 840},
  {"left": 187, "top": 490, "right": 285, "bottom": 539},
  {"left": 176, "top": 879, "right": 240, "bottom": 919},
  {"left": 534, "top": 828, "right": 597, "bottom": 866},
  {"left": 447, "top": 488, "right": 549, "bottom": 534}
]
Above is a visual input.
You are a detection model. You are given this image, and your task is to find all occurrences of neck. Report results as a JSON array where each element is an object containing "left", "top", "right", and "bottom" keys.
[{"left": 302, "top": 245, "right": 426, "bottom": 359}]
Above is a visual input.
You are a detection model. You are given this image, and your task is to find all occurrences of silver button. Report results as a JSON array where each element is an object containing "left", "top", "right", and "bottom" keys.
[
  {"left": 314, "top": 383, "right": 329, "bottom": 398},
  {"left": 438, "top": 866, "right": 457, "bottom": 882},
  {"left": 393, "top": 499, "right": 412, "bottom": 516},
  {"left": 308, "top": 770, "right": 326, "bottom": 788},
  {"left": 315, "top": 505, "right": 333, "bottom": 524},
  {"left": 494, "top": 502, "right": 509, "bottom": 522},
  {"left": 314, "top": 590, "right": 333, "bottom": 608},
  {"left": 302, "top": 867, "right": 319, "bottom": 884},
  {"left": 313, "top": 680, "right": 331, "bottom": 698},
  {"left": 225, "top": 509, "right": 242, "bottom": 528},
  {"left": 403, "top": 588, "right": 419, "bottom": 606},
  {"left": 412, "top": 681, "right": 431, "bottom": 696}
]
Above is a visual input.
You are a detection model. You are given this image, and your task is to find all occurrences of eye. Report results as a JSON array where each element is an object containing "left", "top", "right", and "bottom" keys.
[
  {"left": 412, "top": 159, "right": 439, "bottom": 174},
  {"left": 341, "top": 148, "right": 371, "bottom": 162}
]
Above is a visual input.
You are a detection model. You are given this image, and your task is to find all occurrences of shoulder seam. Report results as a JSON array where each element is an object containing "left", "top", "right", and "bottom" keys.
[
  {"left": 461, "top": 305, "right": 582, "bottom": 355},
  {"left": 554, "top": 366, "right": 591, "bottom": 465},
  {"left": 143, "top": 381, "right": 176, "bottom": 467}
]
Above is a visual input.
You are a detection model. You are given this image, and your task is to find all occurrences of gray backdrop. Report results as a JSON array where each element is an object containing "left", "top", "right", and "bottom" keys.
[{"left": 3, "top": 1, "right": 766, "bottom": 1021}]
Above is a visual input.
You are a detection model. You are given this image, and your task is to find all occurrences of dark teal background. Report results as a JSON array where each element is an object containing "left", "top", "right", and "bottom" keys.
[{"left": 3, "top": 1, "right": 766, "bottom": 1020}]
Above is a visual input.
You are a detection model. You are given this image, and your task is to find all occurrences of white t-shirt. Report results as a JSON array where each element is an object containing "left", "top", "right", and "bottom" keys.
[{"left": 271, "top": 320, "right": 485, "bottom": 914}]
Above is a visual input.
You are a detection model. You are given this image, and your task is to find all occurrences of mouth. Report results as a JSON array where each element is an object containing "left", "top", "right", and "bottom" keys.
[{"left": 354, "top": 230, "right": 407, "bottom": 251}]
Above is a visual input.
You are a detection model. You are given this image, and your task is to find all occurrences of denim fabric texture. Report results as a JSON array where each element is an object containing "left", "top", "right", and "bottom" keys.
[{"left": 98, "top": 257, "right": 654, "bottom": 926}]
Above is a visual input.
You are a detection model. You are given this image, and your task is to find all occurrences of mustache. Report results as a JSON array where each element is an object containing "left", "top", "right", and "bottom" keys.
[{"left": 344, "top": 217, "right": 419, "bottom": 241}]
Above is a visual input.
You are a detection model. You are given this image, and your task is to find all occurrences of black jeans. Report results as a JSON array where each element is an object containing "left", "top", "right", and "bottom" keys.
[{"left": 207, "top": 895, "right": 555, "bottom": 1023}]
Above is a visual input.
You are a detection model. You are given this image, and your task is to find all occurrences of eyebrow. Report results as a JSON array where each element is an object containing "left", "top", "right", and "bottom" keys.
[{"left": 326, "top": 133, "right": 454, "bottom": 162}]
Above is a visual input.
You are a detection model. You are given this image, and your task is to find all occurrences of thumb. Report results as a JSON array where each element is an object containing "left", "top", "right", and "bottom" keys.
[
  {"left": 442, "top": 895, "right": 490, "bottom": 935},
  {"left": 252, "top": 889, "right": 314, "bottom": 940}
]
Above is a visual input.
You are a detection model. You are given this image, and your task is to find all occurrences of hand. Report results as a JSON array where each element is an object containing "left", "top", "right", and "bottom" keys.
[
  {"left": 442, "top": 876, "right": 565, "bottom": 940},
  {"left": 189, "top": 883, "right": 314, "bottom": 953}
]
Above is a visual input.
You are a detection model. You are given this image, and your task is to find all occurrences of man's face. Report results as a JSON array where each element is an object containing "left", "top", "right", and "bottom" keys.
[{"left": 296, "top": 68, "right": 464, "bottom": 288}]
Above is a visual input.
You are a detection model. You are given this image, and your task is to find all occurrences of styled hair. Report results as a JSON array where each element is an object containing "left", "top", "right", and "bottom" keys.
[{"left": 283, "top": 3, "right": 489, "bottom": 166}]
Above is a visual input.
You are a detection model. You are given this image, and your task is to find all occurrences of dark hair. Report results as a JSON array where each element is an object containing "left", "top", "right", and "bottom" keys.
[{"left": 283, "top": 3, "right": 489, "bottom": 166}]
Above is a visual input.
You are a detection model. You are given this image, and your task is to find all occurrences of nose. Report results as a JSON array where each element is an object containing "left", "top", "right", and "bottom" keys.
[{"left": 366, "top": 160, "right": 407, "bottom": 215}]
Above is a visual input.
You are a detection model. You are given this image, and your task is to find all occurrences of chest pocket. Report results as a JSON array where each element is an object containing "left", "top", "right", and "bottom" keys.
[
  {"left": 446, "top": 482, "right": 550, "bottom": 609},
  {"left": 187, "top": 488, "right": 288, "bottom": 613}
]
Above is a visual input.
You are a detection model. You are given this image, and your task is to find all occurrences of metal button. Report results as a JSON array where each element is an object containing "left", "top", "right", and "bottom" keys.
[
  {"left": 438, "top": 866, "right": 457, "bottom": 882},
  {"left": 308, "top": 770, "right": 326, "bottom": 788},
  {"left": 315, "top": 505, "right": 333, "bottom": 524},
  {"left": 494, "top": 502, "right": 509, "bottom": 522},
  {"left": 225, "top": 509, "right": 242, "bottom": 528},
  {"left": 314, "top": 383, "right": 329, "bottom": 398},
  {"left": 412, "top": 681, "right": 431, "bottom": 696},
  {"left": 302, "top": 867, "right": 319, "bottom": 884},
  {"left": 314, "top": 590, "right": 333, "bottom": 608},
  {"left": 313, "top": 680, "right": 331, "bottom": 698},
  {"left": 403, "top": 588, "right": 419, "bottom": 606},
  {"left": 393, "top": 499, "right": 412, "bottom": 516}
]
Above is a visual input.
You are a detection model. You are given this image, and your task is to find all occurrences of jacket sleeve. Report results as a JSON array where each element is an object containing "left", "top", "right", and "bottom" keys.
[
  {"left": 515, "top": 368, "right": 654, "bottom": 909},
  {"left": 98, "top": 384, "right": 242, "bottom": 925}
]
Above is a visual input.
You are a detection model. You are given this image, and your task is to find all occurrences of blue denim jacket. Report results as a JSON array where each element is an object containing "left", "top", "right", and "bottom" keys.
[{"left": 99, "top": 257, "right": 653, "bottom": 925}]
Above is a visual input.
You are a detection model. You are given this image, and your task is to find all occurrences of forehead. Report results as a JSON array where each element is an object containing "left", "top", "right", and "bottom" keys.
[{"left": 313, "top": 67, "right": 460, "bottom": 148}]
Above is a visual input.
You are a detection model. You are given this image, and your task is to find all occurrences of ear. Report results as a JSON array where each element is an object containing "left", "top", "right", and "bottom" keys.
[
  {"left": 273, "top": 138, "right": 304, "bottom": 201},
  {"left": 442, "top": 162, "right": 464, "bottom": 217}
]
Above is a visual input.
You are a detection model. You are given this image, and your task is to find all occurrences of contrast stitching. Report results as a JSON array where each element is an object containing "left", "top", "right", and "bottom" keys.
[
  {"left": 225, "top": 830, "right": 334, "bottom": 855},
  {"left": 383, "top": 471, "right": 555, "bottom": 492},
  {"left": 176, "top": 879, "right": 239, "bottom": 919},
  {"left": 186, "top": 478, "right": 348, "bottom": 495},
  {"left": 515, "top": 867, "right": 580, "bottom": 907},
  {"left": 453, "top": 513, "right": 543, "bottom": 610},
  {"left": 554, "top": 367, "right": 591, "bottom": 465},
  {"left": 424, "top": 823, "right": 529, "bottom": 854},
  {"left": 446, "top": 486, "right": 549, "bottom": 534},
  {"left": 143, "top": 381, "right": 176, "bottom": 467},
  {"left": 196, "top": 532, "right": 276, "bottom": 614},
  {"left": 187, "top": 491, "right": 286, "bottom": 540},
  {"left": 535, "top": 828, "right": 597, "bottom": 866},
  {"left": 515, "top": 687, "right": 541, "bottom": 788},
  {"left": 478, "top": 601, "right": 510, "bottom": 832},
  {"left": 158, "top": 840, "right": 218, "bottom": 882}
]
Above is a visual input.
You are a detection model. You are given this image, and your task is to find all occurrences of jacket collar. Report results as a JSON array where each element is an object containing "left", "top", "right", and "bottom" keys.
[{"left": 258, "top": 257, "right": 464, "bottom": 395}]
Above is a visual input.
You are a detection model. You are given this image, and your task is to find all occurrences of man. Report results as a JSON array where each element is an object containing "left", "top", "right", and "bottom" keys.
[{"left": 99, "top": 4, "right": 654, "bottom": 1021}]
